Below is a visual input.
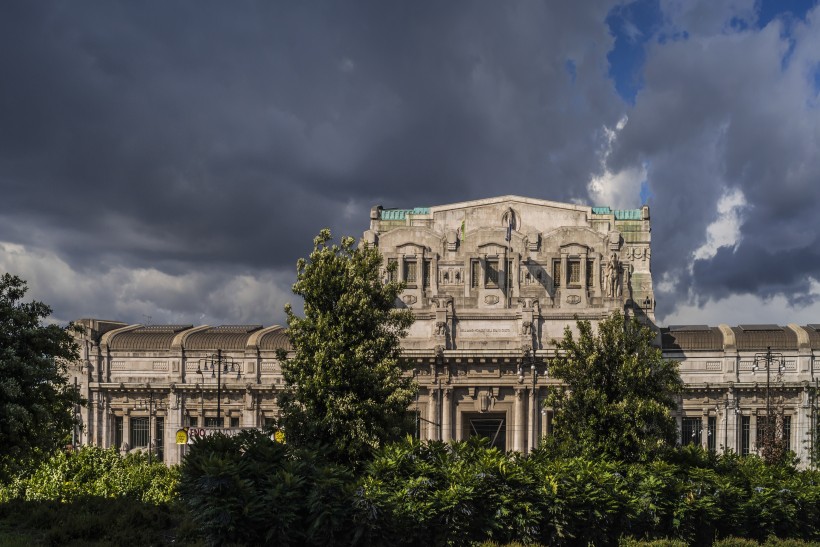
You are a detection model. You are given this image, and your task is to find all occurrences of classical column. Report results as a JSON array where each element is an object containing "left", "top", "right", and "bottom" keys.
[
  {"left": 580, "top": 252, "right": 588, "bottom": 288},
  {"left": 513, "top": 388, "right": 525, "bottom": 452},
  {"left": 750, "top": 413, "right": 757, "bottom": 455},
  {"left": 528, "top": 387, "right": 538, "bottom": 452},
  {"left": 122, "top": 412, "right": 131, "bottom": 452},
  {"left": 560, "top": 254, "right": 568, "bottom": 288},
  {"left": 701, "top": 414, "right": 709, "bottom": 450},
  {"left": 441, "top": 388, "right": 452, "bottom": 442},
  {"left": 427, "top": 387, "right": 439, "bottom": 441},
  {"left": 101, "top": 398, "right": 109, "bottom": 448},
  {"left": 593, "top": 254, "right": 601, "bottom": 295}
]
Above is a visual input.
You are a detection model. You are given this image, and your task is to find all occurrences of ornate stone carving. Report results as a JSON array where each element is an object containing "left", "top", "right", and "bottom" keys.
[
  {"left": 604, "top": 253, "right": 621, "bottom": 298},
  {"left": 484, "top": 295, "right": 499, "bottom": 305},
  {"left": 521, "top": 320, "right": 532, "bottom": 335},
  {"left": 502, "top": 207, "right": 517, "bottom": 230},
  {"left": 435, "top": 321, "right": 447, "bottom": 336},
  {"left": 402, "top": 294, "right": 417, "bottom": 305},
  {"left": 565, "top": 294, "right": 581, "bottom": 305}
]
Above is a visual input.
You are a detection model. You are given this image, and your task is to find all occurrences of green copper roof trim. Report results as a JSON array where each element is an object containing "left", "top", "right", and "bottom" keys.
[
  {"left": 380, "top": 207, "right": 430, "bottom": 220},
  {"left": 592, "top": 206, "right": 643, "bottom": 220}
]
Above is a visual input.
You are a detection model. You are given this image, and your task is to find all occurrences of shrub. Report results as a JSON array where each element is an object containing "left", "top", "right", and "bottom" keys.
[
  {"left": 0, "top": 446, "right": 178, "bottom": 504},
  {"left": 179, "top": 429, "right": 358, "bottom": 546}
]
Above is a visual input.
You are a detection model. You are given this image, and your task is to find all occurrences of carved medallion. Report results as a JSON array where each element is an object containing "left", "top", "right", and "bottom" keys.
[
  {"left": 402, "top": 294, "right": 417, "bottom": 305},
  {"left": 484, "top": 295, "right": 500, "bottom": 305},
  {"left": 565, "top": 295, "right": 581, "bottom": 305}
]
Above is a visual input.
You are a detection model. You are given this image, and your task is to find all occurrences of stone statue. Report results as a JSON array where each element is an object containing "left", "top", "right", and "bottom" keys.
[
  {"left": 435, "top": 321, "right": 447, "bottom": 336},
  {"left": 606, "top": 253, "right": 620, "bottom": 298},
  {"left": 522, "top": 320, "right": 532, "bottom": 335}
]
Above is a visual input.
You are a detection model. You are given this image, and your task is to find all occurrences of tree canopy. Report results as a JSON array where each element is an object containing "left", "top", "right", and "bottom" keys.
[
  {"left": 0, "top": 273, "right": 82, "bottom": 478},
  {"left": 545, "top": 311, "right": 683, "bottom": 463},
  {"left": 277, "top": 229, "right": 415, "bottom": 466}
]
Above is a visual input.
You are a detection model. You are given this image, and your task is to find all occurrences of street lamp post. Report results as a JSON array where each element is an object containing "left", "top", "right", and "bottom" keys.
[
  {"left": 196, "top": 349, "right": 243, "bottom": 428},
  {"left": 752, "top": 346, "right": 786, "bottom": 463},
  {"left": 135, "top": 388, "right": 167, "bottom": 464}
]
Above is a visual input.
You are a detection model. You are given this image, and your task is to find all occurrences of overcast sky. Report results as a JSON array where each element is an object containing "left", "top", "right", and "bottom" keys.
[{"left": 1, "top": 0, "right": 819, "bottom": 328}]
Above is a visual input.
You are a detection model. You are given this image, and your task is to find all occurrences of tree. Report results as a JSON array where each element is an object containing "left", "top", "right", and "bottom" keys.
[
  {"left": 544, "top": 311, "right": 683, "bottom": 463},
  {"left": 0, "top": 273, "right": 82, "bottom": 478},
  {"left": 277, "top": 229, "right": 415, "bottom": 467}
]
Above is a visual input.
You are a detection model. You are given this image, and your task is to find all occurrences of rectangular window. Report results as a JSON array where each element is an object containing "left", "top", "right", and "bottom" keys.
[
  {"left": 783, "top": 416, "right": 791, "bottom": 452},
  {"left": 506, "top": 259, "right": 514, "bottom": 289},
  {"left": 264, "top": 417, "right": 276, "bottom": 428},
  {"left": 188, "top": 416, "right": 198, "bottom": 427},
  {"left": 470, "top": 260, "right": 479, "bottom": 288},
  {"left": 155, "top": 417, "right": 164, "bottom": 462},
  {"left": 130, "top": 417, "right": 149, "bottom": 448},
  {"left": 230, "top": 416, "right": 240, "bottom": 428},
  {"left": 205, "top": 416, "right": 222, "bottom": 428},
  {"left": 423, "top": 260, "right": 431, "bottom": 288},
  {"left": 741, "top": 416, "right": 751, "bottom": 456},
  {"left": 568, "top": 260, "right": 581, "bottom": 285},
  {"left": 387, "top": 258, "right": 397, "bottom": 283},
  {"left": 708, "top": 416, "right": 717, "bottom": 451},
  {"left": 682, "top": 417, "right": 701, "bottom": 446},
  {"left": 485, "top": 260, "right": 499, "bottom": 288},
  {"left": 586, "top": 259, "right": 595, "bottom": 287},
  {"left": 404, "top": 260, "right": 417, "bottom": 284},
  {"left": 114, "top": 416, "right": 123, "bottom": 451},
  {"left": 552, "top": 260, "right": 561, "bottom": 288}
]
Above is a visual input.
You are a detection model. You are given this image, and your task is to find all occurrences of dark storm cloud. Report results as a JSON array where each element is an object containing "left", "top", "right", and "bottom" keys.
[
  {"left": 608, "top": 2, "right": 820, "bottom": 320},
  {"left": 0, "top": 1, "right": 625, "bottom": 324}
]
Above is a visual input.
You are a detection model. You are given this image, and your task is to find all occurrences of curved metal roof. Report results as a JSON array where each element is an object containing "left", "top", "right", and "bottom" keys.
[
  {"left": 661, "top": 326, "right": 724, "bottom": 351},
  {"left": 731, "top": 325, "right": 797, "bottom": 351},
  {"left": 258, "top": 327, "right": 292, "bottom": 351},
  {"left": 804, "top": 325, "right": 820, "bottom": 350},
  {"left": 109, "top": 325, "right": 193, "bottom": 351},
  {"left": 184, "top": 325, "right": 264, "bottom": 351}
]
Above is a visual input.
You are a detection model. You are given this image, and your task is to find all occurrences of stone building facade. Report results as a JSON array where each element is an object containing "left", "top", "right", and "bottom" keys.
[{"left": 68, "top": 196, "right": 820, "bottom": 466}]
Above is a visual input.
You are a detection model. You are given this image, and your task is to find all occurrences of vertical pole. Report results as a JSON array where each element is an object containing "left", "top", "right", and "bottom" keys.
[
  {"left": 148, "top": 391, "right": 153, "bottom": 465},
  {"left": 766, "top": 346, "right": 771, "bottom": 449},
  {"left": 72, "top": 377, "right": 78, "bottom": 447},
  {"left": 217, "top": 349, "right": 222, "bottom": 427}
]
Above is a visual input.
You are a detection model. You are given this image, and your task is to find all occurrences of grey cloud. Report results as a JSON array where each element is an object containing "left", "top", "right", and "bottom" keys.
[
  {"left": 609, "top": 4, "right": 820, "bottom": 320},
  {"left": 1, "top": 1, "right": 626, "bottom": 324}
]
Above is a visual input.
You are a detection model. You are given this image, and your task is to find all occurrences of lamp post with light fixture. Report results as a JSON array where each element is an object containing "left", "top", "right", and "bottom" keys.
[
  {"left": 196, "top": 349, "right": 243, "bottom": 428},
  {"left": 752, "top": 346, "right": 786, "bottom": 464}
]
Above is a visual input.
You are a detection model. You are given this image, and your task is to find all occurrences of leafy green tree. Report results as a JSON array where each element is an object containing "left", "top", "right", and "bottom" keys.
[
  {"left": 277, "top": 229, "right": 415, "bottom": 467},
  {"left": 0, "top": 273, "right": 82, "bottom": 478},
  {"left": 544, "top": 311, "right": 683, "bottom": 463}
]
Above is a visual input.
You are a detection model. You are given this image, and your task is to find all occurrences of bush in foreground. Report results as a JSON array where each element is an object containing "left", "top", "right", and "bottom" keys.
[{"left": 0, "top": 445, "right": 178, "bottom": 504}]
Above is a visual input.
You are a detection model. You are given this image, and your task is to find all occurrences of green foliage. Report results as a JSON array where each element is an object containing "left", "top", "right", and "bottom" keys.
[
  {"left": 360, "top": 439, "right": 820, "bottom": 546},
  {"left": 179, "top": 429, "right": 358, "bottom": 546},
  {"left": 545, "top": 311, "right": 683, "bottom": 463},
  {"left": 0, "top": 274, "right": 83, "bottom": 479},
  {"left": 277, "top": 229, "right": 415, "bottom": 467},
  {"left": 178, "top": 430, "right": 820, "bottom": 546},
  {"left": 0, "top": 445, "right": 179, "bottom": 504},
  {"left": 360, "top": 437, "right": 539, "bottom": 546},
  {"left": 0, "top": 497, "right": 199, "bottom": 546}
]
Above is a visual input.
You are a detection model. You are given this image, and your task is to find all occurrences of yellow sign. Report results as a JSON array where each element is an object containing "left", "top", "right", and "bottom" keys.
[{"left": 175, "top": 429, "right": 189, "bottom": 445}]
